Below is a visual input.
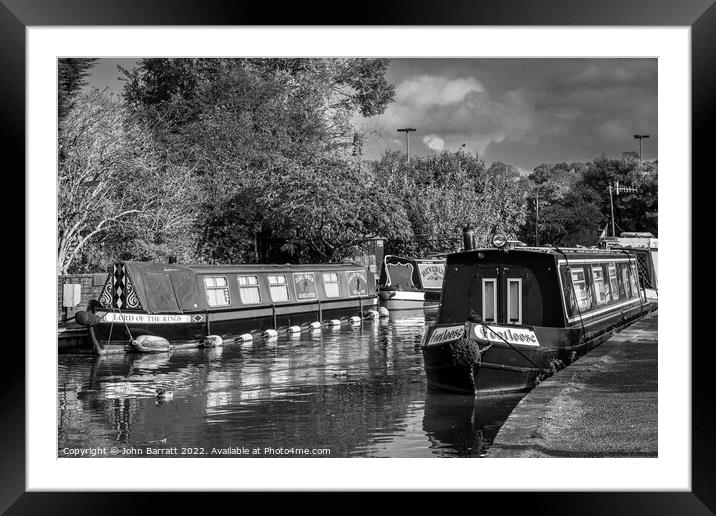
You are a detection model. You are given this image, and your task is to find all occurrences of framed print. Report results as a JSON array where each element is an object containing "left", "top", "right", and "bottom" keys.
[{"left": 4, "top": 0, "right": 713, "bottom": 512}]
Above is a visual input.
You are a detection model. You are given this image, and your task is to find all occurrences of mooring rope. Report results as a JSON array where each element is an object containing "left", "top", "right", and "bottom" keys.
[{"left": 115, "top": 305, "right": 136, "bottom": 343}]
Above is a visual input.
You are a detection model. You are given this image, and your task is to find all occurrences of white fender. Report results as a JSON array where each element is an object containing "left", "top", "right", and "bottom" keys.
[
  {"left": 202, "top": 335, "right": 223, "bottom": 347},
  {"left": 132, "top": 335, "right": 170, "bottom": 353},
  {"left": 287, "top": 325, "right": 302, "bottom": 334},
  {"left": 262, "top": 329, "right": 278, "bottom": 339}
]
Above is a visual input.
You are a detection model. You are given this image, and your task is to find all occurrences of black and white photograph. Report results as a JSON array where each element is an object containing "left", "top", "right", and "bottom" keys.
[
  {"left": 56, "top": 56, "right": 659, "bottom": 459},
  {"left": 9, "top": 14, "right": 704, "bottom": 504}
]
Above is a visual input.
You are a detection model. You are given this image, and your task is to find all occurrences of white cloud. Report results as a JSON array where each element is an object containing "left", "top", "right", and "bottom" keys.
[
  {"left": 395, "top": 76, "right": 484, "bottom": 106},
  {"left": 423, "top": 134, "right": 445, "bottom": 152}
]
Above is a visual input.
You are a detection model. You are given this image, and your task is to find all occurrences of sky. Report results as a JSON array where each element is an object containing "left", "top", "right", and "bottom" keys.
[{"left": 86, "top": 58, "right": 657, "bottom": 173}]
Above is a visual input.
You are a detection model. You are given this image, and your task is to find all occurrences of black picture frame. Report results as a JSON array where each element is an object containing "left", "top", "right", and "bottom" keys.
[{"left": 4, "top": 0, "right": 712, "bottom": 513}]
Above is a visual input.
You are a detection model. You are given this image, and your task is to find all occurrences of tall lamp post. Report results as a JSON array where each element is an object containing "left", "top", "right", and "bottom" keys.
[
  {"left": 633, "top": 134, "right": 650, "bottom": 162},
  {"left": 397, "top": 128, "right": 416, "bottom": 162},
  {"left": 534, "top": 191, "right": 539, "bottom": 246}
]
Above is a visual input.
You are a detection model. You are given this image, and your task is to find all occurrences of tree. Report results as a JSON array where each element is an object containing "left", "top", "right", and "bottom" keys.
[
  {"left": 371, "top": 150, "right": 527, "bottom": 256},
  {"left": 486, "top": 161, "right": 520, "bottom": 179},
  {"left": 537, "top": 185, "right": 605, "bottom": 246},
  {"left": 518, "top": 154, "right": 658, "bottom": 246},
  {"left": 581, "top": 154, "right": 658, "bottom": 235},
  {"left": 264, "top": 158, "right": 412, "bottom": 262},
  {"left": 58, "top": 58, "right": 98, "bottom": 120},
  {"left": 120, "top": 58, "right": 397, "bottom": 263},
  {"left": 57, "top": 89, "right": 199, "bottom": 273}
]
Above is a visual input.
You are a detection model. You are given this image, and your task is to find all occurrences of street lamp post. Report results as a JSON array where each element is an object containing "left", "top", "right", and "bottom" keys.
[
  {"left": 397, "top": 128, "right": 416, "bottom": 162},
  {"left": 633, "top": 134, "right": 650, "bottom": 162},
  {"left": 534, "top": 191, "right": 539, "bottom": 246}
]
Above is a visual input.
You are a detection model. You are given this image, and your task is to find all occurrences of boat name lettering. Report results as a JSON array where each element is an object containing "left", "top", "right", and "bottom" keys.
[
  {"left": 427, "top": 325, "right": 464, "bottom": 345},
  {"left": 417, "top": 263, "right": 445, "bottom": 288},
  {"left": 420, "top": 265, "right": 444, "bottom": 279},
  {"left": 472, "top": 324, "right": 539, "bottom": 346},
  {"left": 101, "top": 312, "right": 193, "bottom": 324}
]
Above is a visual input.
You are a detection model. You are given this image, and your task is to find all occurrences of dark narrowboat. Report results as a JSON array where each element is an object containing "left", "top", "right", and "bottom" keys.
[
  {"left": 376, "top": 255, "right": 445, "bottom": 310},
  {"left": 75, "top": 261, "right": 376, "bottom": 353},
  {"left": 421, "top": 234, "right": 656, "bottom": 395}
]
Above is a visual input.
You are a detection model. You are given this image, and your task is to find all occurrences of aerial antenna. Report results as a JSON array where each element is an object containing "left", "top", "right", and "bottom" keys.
[{"left": 608, "top": 181, "right": 639, "bottom": 236}]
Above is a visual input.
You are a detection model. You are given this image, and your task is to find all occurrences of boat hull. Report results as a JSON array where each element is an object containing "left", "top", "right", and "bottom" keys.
[
  {"left": 422, "top": 303, "right": 654, "bottom": 395},
  {"left": 378, "top": 290, "right": 441, "bottom": 311},
  {"left": 81, "top": 298, "right": 375, "bottom": 354}
]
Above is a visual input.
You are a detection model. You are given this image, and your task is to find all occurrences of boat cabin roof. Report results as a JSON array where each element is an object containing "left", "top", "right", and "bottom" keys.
[
  {"left": 99, "top": 260, "right": 370, "bottom": 314},
  {"left": 164, "top": 261, "right": 363, "bottom": 274},
  {"left": 448, "top": 246, "right": 639, "bottom": 263}
]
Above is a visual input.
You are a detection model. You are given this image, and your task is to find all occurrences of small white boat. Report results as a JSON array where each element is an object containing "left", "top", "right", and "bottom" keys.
[{"left": 376, "top": 255, "right": 445, "bottom": 310}]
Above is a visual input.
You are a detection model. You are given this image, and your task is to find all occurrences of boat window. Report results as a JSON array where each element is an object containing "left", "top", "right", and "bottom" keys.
[
  {"left": 238, "top": 275, "right": 262, "bottom": 304},
  {"left": 560, "top": 266, "right": 577, "bottom": 317},
  {"left": 629, "top": 263, "right": 641, "bottom": 299},
  {"left": 591, "top": 265, "right": 610, "bottom": 306},
  {"left": 608, "top": 263, "right": 619, "bottom": 300},
  {"left": 570, "top": 267, "right": 591, "bottom": 311},
  {"left": 204, "top": 276, "right": 230, "bottom": 307},
  {"left": 482, "top": 278, "right": 497, "bottom": 323},
  {"left": 268, "top": 274, "right": 289, "bottom": 302},
  {"left": 507, "top": 278, "right": 522, "bottom": 324},
  {"left": 323, "top": 272, "right": 341, "bottom": 298},
  {"left": 618, "top": 264, "right": 631, "bottom": 299}
]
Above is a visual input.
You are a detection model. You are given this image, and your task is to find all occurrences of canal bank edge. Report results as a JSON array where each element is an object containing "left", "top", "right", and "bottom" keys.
[{"left": 487, "top": 310, "right": 658, "bottom": 458}]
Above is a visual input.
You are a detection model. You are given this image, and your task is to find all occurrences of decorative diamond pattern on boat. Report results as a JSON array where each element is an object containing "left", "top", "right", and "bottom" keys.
[
  {"left": 192, "top": 314, "right": 203, "bottom": 322},
  {"left": 100, "top": 263, "right": 141, "bottom": 309}
]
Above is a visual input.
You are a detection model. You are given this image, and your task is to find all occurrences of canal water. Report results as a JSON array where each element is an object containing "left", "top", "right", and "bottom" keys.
[{"left": 58, "top": 310, "right": 523, "bottom": 458}]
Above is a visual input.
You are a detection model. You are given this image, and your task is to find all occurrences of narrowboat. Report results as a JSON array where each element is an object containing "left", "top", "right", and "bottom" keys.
[
  {"left": 376, "top": 255, "right": 445, "bottom": 310},
  {"left": 73, "top": 261, "right": 375, "bottom": 354},
  {"left": 421, "top": 234, "right": 656, "bottom": 395}
]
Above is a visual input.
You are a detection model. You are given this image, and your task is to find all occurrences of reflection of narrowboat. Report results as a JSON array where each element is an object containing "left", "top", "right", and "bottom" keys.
[
  {"left": 422, "top": 391, "right": 523, "bottom": 456},
  {"left": 75, "top": 261, "right": 374, "bottom": 353},
  {"left": 421, "top": 234, "right": 656, "bottom": 395},
  {"left": 376, "top": 255, "right": 445, "bottom": 310}
]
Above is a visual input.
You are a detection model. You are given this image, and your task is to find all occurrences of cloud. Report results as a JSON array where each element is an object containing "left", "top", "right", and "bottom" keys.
[
  {"left": 363, "top": 59, "right": 657, "bottom": 170},
  {"left": 395, "top": 76, "right": 484, "bottom": 106},
  {"left": 372, "top": 75, "right": 533, "bottom": 156},
  {"left": 423, "top": 134, "right": 445, "bottom": 152}
]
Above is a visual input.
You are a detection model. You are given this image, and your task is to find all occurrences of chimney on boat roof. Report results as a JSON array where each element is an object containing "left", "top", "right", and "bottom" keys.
[{"left": 462, "top": 224, "right": 476, "bottom": 251}]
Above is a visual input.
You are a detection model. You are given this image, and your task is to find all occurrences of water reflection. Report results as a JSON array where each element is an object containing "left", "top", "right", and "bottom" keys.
[
  {"left": 58, "top": 311, "right": 524, "bottom": 457},
  {"left": 423, "top": 391, "right": 523, "bottom": 457}
]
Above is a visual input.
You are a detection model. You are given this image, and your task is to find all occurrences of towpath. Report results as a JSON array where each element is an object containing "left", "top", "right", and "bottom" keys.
[{"left": 488, "top": 311, "right": 658, "bottom": 458}]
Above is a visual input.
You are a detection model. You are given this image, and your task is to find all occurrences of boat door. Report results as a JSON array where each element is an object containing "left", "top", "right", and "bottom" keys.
[{"left": 477, "top": 266, "right": 527, "bottom": 325}]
